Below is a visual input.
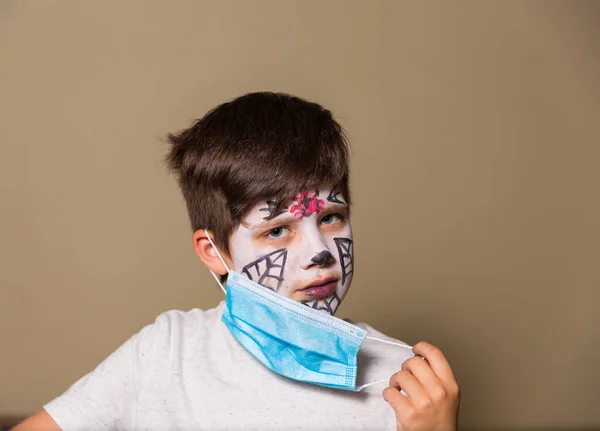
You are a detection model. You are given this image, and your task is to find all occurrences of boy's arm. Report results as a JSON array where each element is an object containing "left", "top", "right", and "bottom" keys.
[{"left": 11, "top": 410, "right": 62, "bottom": 431}]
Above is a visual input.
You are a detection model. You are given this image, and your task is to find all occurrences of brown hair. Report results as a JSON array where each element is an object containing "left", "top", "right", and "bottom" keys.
[{"left": 165, "top": 92, "right": 351, "bottom": 255}]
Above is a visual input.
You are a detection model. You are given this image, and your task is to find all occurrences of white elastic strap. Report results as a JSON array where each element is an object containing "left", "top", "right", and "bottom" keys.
[
  {"left": 204, "top": 229, "right": 229, "bottom": 295},
  {"left": 356, "top": 379, "right": 388, "bottom": 391},
  {"left": 204, "top": 230, "right": 231, "bottom": 272},
  {"left": 209, "top": 268, "right": 227, "bottom": 295},
  {"left": 366, "top": 336, "right": 413, "bottom": 350},
  {"left": 356, "top": 336, "right": 414, "bottom": 391}
]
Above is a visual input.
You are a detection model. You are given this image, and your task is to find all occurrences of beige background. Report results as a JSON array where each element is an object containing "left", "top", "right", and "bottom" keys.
[{"left": 1, "top": 1, "right": 599, "bottom": 429}]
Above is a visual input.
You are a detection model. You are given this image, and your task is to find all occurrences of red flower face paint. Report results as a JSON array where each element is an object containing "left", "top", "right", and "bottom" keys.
[{"left": 290, "top": 191, "right": 324, "bottom": 219}]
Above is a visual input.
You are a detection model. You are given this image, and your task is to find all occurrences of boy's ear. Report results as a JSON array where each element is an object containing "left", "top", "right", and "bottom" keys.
[{"left": 192, "top": 230, "right": 231, "bottom": 276}]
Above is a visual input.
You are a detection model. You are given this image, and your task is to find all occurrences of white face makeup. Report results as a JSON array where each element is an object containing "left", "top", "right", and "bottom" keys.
[{"left": 228, "top": 187, "right": 353, "bottom": 315}]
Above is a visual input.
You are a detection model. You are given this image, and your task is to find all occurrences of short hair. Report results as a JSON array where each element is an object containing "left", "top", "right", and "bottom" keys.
[{"left": 165, "top": 92, "right": 351, "bottom": 255}]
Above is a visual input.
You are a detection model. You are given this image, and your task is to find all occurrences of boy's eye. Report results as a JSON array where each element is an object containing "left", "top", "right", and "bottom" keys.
[
  {"left": 321, "top": 214, "right": 341, "bottom": 225},
  {"left": 267, "top": 227, "right": 289, "bottom": 239}
]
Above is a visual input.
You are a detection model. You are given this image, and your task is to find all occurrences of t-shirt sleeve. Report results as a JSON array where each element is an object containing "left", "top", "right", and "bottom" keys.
[{"left": 43, "top": 319, "right": 159, "bottom": 431}]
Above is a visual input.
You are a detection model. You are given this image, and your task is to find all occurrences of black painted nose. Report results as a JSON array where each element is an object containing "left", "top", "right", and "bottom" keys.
[{"left": 311, "top": 250, "right": 334, "bottom": 266}]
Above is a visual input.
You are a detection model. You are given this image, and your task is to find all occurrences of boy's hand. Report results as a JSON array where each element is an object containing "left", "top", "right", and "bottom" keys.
[{"left": 383, "top": 341, "right": 460, "bottom": 431}]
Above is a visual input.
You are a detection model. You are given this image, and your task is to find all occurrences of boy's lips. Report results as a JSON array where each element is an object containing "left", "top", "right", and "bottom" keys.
[{"left": 297, "top": 277, "right": 338, "bottom": 299}]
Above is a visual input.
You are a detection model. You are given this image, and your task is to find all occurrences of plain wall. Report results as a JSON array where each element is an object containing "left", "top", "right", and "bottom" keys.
[{"left": 1, "top": 1, "right": 599, "bottom": 429}]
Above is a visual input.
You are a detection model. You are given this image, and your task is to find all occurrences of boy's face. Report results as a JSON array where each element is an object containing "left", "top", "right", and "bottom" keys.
[{"left": 228, "top": 187, "right": 353, "bottom": 315}]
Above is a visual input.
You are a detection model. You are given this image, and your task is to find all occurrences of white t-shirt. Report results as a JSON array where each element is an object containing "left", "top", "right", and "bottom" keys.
[{"left": 44, "top": 301, "right": 413, "bottom": 430}]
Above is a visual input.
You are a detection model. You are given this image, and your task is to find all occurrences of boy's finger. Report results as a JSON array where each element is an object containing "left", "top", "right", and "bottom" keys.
[
  {"left": 412, "top": 341, "right": 457, "bottom": 386},
  {"left": 389, "top": 369, "right": 428, "bottom": 405},
  {"left": 382, "top": 386, "right": 411, "bottom": 414},
  {"left": 401, "top": 355, "right": 445, "bottom": 396}
]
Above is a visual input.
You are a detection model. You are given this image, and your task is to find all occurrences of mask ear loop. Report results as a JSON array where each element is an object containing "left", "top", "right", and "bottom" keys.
[
  {"left": 204, "top": 229, "right": 230, "bottom": 295},
  {"left": 356, "top": 379, "right": 389, "bottom": 392},
  {"left": 365, "top": 336, "right": 413, "bottom": 350},
  {"left": 355, "top": 337, "right": 414, "bottom": 392}
]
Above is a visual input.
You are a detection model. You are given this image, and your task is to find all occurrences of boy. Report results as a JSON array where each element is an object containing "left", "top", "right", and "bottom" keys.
[{"left": 16, "top": 92, "right": 459, "bottom": 430}]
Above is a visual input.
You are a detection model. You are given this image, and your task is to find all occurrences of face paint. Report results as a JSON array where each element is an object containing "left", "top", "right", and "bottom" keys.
[
  {"left": 258, "top": 201, "right": 286, "bottom": 221},
  {"left": 290, "top": 191, "right": 324, "bottom": 219},
  {"left": 241, "top": 248, "right": 287, "bottom": 291},
  {"left": 229, "top": 187, "right": 353, "bottom": 315},
  {"left": 311, "top": 250, "right": 334, "bottom": 266}
]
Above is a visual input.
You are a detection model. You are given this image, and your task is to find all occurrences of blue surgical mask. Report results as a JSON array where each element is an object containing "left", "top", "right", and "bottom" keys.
[{"left": 205, "top": 231, "right": 412, "bottom": 392}]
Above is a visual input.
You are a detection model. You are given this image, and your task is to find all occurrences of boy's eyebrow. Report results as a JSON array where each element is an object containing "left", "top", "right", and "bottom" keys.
[
  {"left": 325, "top": 201, "right": 349, "bottom": 209},
  {"left": 249, "top": 200, "right": 349, "bottom": 229},
  {"left": 258, "top": 201, "right": 288, "bottom": 221},
  {"left": 248, "top": 212, "right": 295, "bottom": 229},
  {"left": 257, "top": 191, "right": 347, "bottom": 220}
]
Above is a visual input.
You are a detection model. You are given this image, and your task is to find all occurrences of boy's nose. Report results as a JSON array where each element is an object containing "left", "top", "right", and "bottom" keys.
[
  {"left": 311, "top": 250, "right": 334, "bottom": 266},
  {"left": 299, "top": 227, "right": 335, "bottom": 269}
]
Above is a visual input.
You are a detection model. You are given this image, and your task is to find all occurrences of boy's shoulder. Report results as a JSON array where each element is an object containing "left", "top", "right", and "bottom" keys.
[
  {"left": 132, "top": 301, "right": 227, "bottom": 358},
  {"left": 149, "top": 301, "right": 225, "bottom": 330}
]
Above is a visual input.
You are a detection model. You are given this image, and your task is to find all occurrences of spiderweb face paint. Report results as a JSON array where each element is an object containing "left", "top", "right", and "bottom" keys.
[{"left": 228, "top": 187, "right": 353, "bottom": 314}]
